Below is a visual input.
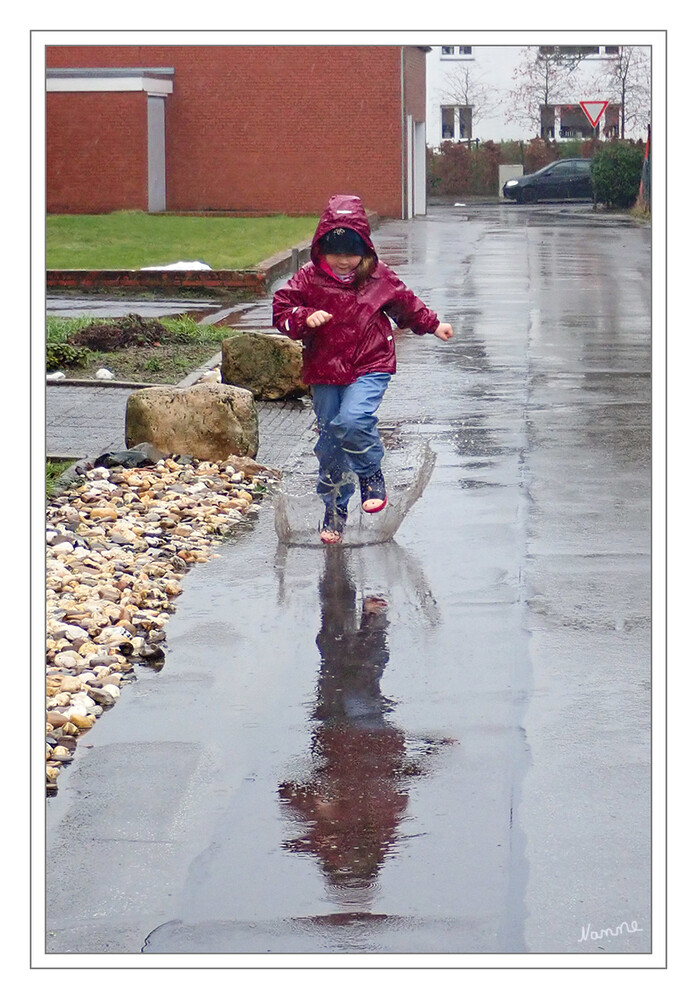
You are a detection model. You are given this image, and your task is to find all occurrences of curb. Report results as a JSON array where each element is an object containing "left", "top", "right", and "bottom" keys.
[
  {"left": 46, "top": 354, "right": 223, "bottom": 392},
  {"left": 46, "top": 268, "right": 269, "bottom": 296},
  {"left": 176, "top": 352, "right": 223, "bottom": 388},
  {"left": 47, "top": 378, "right": 164, "bottom": 389}
]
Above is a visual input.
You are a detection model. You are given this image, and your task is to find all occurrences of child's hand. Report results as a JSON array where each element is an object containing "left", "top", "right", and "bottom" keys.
[
  {"left": 433, "top": 323, "right": 454, "bottom": 341},
  {"left": 306, "top": 310, "right": 333, "bottom": 328}
]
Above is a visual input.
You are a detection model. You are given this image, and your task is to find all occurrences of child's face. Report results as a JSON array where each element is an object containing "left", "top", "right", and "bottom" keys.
[{"left": 324, "top": 252, "right": 362, "bottom": 275}]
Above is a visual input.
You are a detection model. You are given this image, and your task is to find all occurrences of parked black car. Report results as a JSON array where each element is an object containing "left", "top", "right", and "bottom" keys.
[{"left": 503, "top": 158, "right": 594, "bottom": 203}]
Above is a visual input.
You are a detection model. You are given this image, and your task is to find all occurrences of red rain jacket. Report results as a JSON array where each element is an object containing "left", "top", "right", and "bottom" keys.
[{"left": 272, "top": 194, "right": 440, "bottom": 385}]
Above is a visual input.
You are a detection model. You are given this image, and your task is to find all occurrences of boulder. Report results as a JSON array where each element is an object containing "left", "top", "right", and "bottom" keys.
[
  {"left": 221, "top": 332, "right": 308, "bottom": 400},
  {"left": 125, "top": 384, "right": 258, "bottom": 462}
]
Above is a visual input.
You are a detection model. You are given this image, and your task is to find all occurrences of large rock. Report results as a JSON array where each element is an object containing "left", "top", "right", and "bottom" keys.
[
  {"left": 125, "top": 384, "right": 258, "bottom": 462},
  {"left": 221, "top": 332, "right": 308, "bottom": 400}
]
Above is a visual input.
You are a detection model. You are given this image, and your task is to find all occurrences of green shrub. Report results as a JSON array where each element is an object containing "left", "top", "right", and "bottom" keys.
[
  {"left": 46, "top": 341, "right": 89, "bottom": 370},
  {"left": 46, "top": 322, "right": 89, "bottom": 370},
  {"left": 590, "top": 141, "right": 645, "bottom": 208}
]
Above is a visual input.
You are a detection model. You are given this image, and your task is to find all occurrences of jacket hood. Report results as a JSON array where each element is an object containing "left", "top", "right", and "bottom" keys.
[{"left": 310, "top": 194, "right": 376, "bottom": 265}]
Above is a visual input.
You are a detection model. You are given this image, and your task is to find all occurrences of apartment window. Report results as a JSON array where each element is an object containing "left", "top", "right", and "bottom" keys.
[
  {"left": 441, "top": 105, "right": 472, "bottom": 140},
  {"left": 603, "top": 104, "right": 621, "bottom": 137},
  {"left": 539, "top": 45, "right": 600, "bottom": 57},
  {"left": 458, "top": 106, "right": 473, "bottom": 139},
  {"left": 540, "top": 105, "right": 555, "bottom": 139},
  {"left": 440, "top": 45, "right": 473, "bottom": 58},
  {"left": 559, "top": 105, "right": 595, "bottom": 138},
  {"left": 604, "top": 45, "right": 620, "bottom": 55},
  {"left": 561, "top": 45, "right": 599, "bottom": 56}
]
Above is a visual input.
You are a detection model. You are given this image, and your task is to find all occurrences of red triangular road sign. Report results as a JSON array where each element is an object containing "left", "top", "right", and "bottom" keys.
[{"left": 580, "top": 101, "right": 609, "bottom": 127}]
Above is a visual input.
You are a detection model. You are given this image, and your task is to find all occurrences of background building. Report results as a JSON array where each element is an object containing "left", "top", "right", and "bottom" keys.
[
  {"left": 427, "top": 44, "right": 651, "bottom": 147},
  {"left": 45, "top": 45, "right": 430, "bottom": 219}
]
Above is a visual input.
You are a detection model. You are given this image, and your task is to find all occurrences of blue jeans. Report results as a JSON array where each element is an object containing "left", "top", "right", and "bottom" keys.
[{"left": 311, "top": 373, "right": 391, "bottom": 510}]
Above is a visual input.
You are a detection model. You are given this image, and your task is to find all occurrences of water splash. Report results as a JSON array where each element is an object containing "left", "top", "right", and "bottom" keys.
[{"left": 273, "top": 439, "right": 436, "bottom": 547}]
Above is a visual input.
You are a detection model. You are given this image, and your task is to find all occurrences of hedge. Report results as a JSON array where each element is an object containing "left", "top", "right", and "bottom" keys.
[{"left": 427, "top": 137, "right": 645, "bottom": 199}]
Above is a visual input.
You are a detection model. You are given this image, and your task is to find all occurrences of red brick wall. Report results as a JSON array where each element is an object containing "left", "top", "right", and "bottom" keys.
[
  {"left": 46, "top": 91, "right": 149, "bottom": 213},
  {"left": 45, "top": 45, "right": 428, "bottom": 217},
  {"left": 403, "top": 46, "right": 427, "bottom": 120}
]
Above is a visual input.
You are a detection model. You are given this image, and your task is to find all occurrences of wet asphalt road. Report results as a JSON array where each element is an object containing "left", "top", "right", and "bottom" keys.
[{"left": 44, "top": 202, "right": 652, "bottom": 960}]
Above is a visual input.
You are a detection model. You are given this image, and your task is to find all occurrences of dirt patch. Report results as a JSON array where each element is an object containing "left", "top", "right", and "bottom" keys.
[
  {"left": 68, "top": 314, "right": 171, "bottom": 352},
  {"left": 66, "top": 343, "right": 221, "bottom": 384}
]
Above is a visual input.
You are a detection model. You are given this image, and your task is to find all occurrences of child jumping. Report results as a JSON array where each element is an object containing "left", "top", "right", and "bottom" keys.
[{"left": 272, "top": 194, "right": 453, "bottom": 544}]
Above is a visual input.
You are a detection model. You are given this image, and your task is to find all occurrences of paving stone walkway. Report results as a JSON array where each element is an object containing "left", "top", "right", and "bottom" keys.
[{"left": 46, "top": 380, "right": 317, "bottom": 469}]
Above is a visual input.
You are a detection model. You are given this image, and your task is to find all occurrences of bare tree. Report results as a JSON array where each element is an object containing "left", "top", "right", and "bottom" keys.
[
  {"left": 439, "top": 64, "right": 503, "bottom": 132},
  {"left": 506, "top": 47, "right": 578, "bottom": 136},
  {"left": 592, "top": 46, "right": 651, "bottom": 138}
]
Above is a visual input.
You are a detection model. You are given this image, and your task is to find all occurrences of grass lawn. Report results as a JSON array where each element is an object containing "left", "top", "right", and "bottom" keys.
[{"left": 46, "top": 212, "right": 317, "bottom": 270}]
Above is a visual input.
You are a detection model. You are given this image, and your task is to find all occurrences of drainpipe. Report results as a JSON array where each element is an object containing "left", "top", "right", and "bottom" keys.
[{"left": 400, "top": 47, "right": 406, "bottom": 220}]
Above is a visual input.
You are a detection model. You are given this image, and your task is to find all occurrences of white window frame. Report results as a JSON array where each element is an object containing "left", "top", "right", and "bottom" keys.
[
  {"left": 441, "top": 105, "right": 473, "bottom": 141},
  {"left": 440, "top": 45, "right": 474, "bottom": 60}
]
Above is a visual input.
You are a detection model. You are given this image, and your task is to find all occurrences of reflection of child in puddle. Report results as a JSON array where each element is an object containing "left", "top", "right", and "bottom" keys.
[
  {"left": 280, "top": 586, "right": 405, "bottom": 884},
  {"left": 314, "top": 593, "right": 391, "bottom": 726},
  {"left": 279, "top": 552, "right": 446, "bottom": 891}
]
